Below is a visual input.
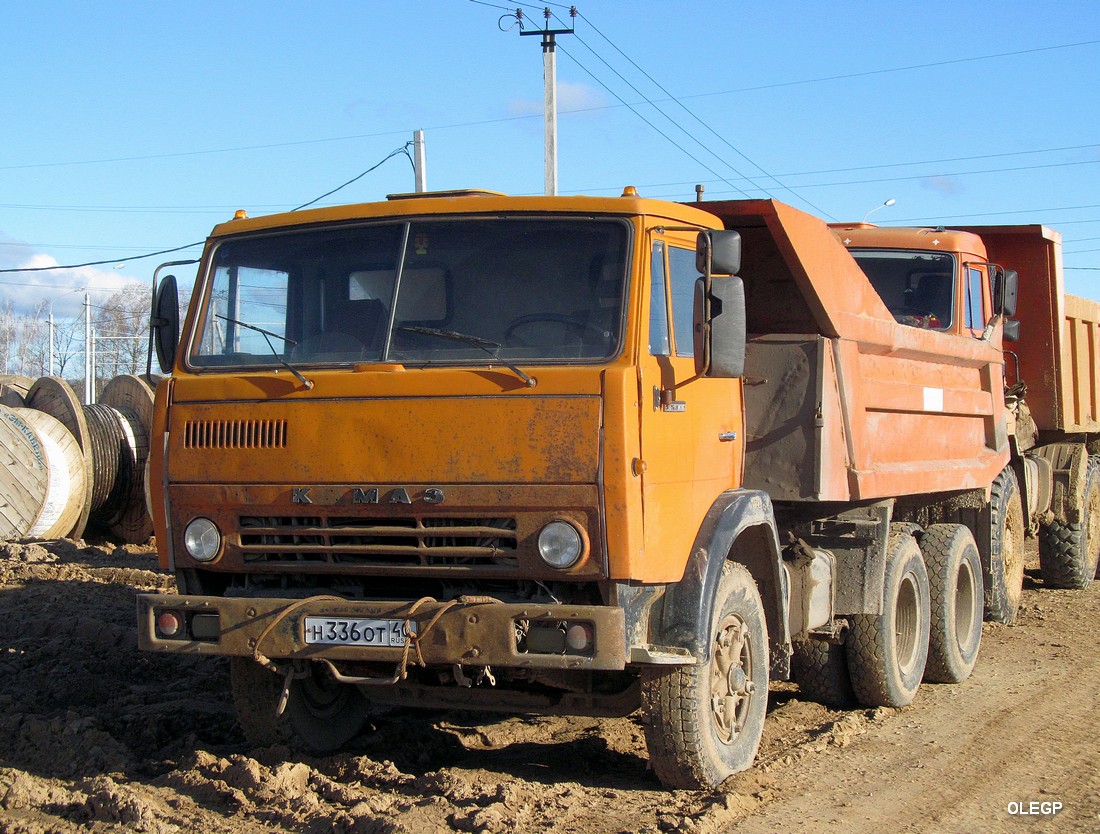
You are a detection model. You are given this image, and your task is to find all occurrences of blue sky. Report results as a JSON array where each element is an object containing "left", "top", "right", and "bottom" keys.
[{"left": 2, "top": 0, "right": 1099, "bottom": 318}]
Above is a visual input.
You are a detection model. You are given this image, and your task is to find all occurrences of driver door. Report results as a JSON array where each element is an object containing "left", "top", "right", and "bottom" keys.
[{"left": 637, "top": 231, "right": 743, "bottom": 582}]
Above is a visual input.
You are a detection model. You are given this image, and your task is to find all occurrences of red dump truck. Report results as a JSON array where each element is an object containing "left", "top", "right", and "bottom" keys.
[{"left": 139, "top": 190, "right": 1099, "bottom": 790}]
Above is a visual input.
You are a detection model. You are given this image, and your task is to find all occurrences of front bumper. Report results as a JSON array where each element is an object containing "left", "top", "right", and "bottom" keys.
[{"left": 137, "top": 593, "right": 628, "bottom": 672}]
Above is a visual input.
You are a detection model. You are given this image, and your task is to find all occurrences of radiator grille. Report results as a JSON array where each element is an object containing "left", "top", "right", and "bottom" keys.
[
  {"left": 185, "top": 419, "right": 287, "bottom": 449},
  {"left": 237, "top": 514, "right": 518, "bottom": 566}
]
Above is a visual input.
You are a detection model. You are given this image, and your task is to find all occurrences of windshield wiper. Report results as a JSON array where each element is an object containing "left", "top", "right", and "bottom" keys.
[
  {"left": 396, "top": 326, "right": 536, "bottom": 388},
  {"left": 216, "top": 314, "right": 314, "bottom": 390}
]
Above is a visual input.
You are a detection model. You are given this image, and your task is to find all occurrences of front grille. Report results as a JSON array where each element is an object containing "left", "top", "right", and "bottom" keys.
[
  {"left": 185, "top": 419, "right": 287, "bottom": 449},
  {"left": 238, "top": 514, "right": 518, "bottom": 566}
]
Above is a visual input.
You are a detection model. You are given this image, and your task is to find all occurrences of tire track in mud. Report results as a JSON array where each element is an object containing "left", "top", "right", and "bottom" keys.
[
  {"left": 725, "top": 584, "right": 1100, "bottom": 834},
  {"left": 1, "top": 541, "right": 1097, "bottom": 834}
]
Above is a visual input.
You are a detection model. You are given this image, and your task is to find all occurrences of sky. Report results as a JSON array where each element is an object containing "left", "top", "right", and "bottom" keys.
[{"left": 2, "top": 0, "right": 1099, "bottom": 320}]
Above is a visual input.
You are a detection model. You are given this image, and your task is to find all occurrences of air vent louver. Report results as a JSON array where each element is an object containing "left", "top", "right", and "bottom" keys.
[{"left": 184, "top": 419, "right": 287, "bottom": 449}]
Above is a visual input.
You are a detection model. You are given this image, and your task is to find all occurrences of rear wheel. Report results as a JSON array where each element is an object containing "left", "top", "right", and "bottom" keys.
[
  {"left": 846, "top": 534, "right": 930, "bottom": 707},
  {"left": 985, "top": 465, "right": 1025, "bottom": 624},
  {"left": 1038, "top": 455, "right": 1100, "bottom": 589},
  {"left": 920, "top": 524, "right": 983, "bottom": 684},
  {"left": 642, "top": 562, "right": 769, "bottom": 790},
  {"left": 230, "top": 658, "right": 368, "bottom": 753},
  {"left": 791, "top": 638, "right": 855, "bottom": 708}
]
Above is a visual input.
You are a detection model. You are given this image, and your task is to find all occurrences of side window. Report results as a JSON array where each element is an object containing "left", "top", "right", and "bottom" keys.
[
  {"left": 649, "top": 241, "right": 670, "bottom": 356},
  {"left": 965, "top": 267, "right": 985, "bottom": 331},
  {"left": 669, "top": 246, "right": 699, "bottom": 357}
]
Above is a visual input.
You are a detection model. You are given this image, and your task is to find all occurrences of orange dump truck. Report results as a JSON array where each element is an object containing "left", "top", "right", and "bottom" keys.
[{"left": 138, "top": 190, "right": 1099, "bottom": 789}]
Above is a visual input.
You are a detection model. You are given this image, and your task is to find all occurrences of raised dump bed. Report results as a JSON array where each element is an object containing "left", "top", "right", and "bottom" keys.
[{"left": 699, "top": 199, "right": 1010, "bottom": 502}]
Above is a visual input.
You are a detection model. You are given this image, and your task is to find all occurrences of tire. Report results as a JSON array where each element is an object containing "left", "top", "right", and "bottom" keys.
[
  {"left": 641, "top": 562, "right": 769, "bottom": 790},
  {"left": 985, "top": 465, "right": 1025, "bottom": 624},
  {"left": 230, "top": 658, "right": 368, "bottom": 753},
  {"left": 790, "top": 638, "right": 855, "bottom": 708},
  {"left": 920, "top": 524, "right": 983, "bottom": 684},
  {"left": 846, "top": 534, "right": 930, "bottom": 707},
  {"left": 1038, "top": 455, "right": 1100, "bottom": 589}
]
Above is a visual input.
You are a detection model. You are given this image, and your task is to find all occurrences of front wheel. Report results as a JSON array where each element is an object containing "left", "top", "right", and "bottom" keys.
[
  {"left": 641, "top": 563, "right": 769, "bottom": 790},
  {"left": 230, "top": 658, "right": 368, "bottom": 753}
]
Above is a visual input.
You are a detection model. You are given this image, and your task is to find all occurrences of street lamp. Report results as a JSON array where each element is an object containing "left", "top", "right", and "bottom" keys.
[{"left": 862, "top": 198, "right": 896, "bottom": 223}]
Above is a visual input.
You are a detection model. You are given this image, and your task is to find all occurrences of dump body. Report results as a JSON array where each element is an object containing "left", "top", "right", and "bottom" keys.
[{"left": 692, "top": 200, "right": 1010, "bottom": 502}]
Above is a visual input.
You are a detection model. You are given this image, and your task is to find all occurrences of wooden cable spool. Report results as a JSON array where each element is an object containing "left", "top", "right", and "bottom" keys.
[
  {"left": 83, "top": 404, "right": 125, "bottom": 515},
  {"left": 96, "top": 375, "right": 154, "bottom": 544},
  {"left": 0, "top": 373, "right": 160, "bottom": 544},
  {"left": 25, "top": 376, "right": 94, "bottom": 539},
  {"left": 0, "top": 404, "right": 51, "bottom": 540},
  {"left": 0, "top": 374, "right": 34, "bottom": 409},
  {"left": 13, "top": 408, "right": 88, "bottom": 540}
]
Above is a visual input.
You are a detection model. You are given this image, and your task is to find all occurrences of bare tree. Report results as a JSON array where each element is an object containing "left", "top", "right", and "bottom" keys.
[
  {"left": 0, "top": 297, "right": 16, "bottom": 373},
  {"left": 54, "top": 314, "right": 84, "bottom": 378},
  {"left": 93, "top": 285, "right": 149, "bottom": 386},
  {"left": 18, "top": 300, "right": 50, "bottom": 378}
]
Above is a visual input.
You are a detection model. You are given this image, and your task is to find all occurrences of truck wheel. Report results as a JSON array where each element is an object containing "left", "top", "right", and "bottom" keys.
[
  {"left": 985, "top": 465, "right": 1025, "bottom": 624},
  {"left": 230, "top": 658, "right": 368, "bottom": 753},
  {"left": 920, "top": 524, "right": 983, "bottom": 684},
  {"left": 846, "top": 534, "right": 930, "bottom": 707},
  {"left": 791, "top": 637, "right": 855, "bottom": 708},
  {"left": 1038, "top": 456, "right": 1100, "bottom": 589},
  {"left": 641, "top": 562, "right": 769, "bottom": 790}
]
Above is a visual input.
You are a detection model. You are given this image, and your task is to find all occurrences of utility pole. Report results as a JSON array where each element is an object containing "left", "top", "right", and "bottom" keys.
[
  {"left": 519, "top": 7, "right": 576, "bottom": 196},
  {"left": 413, "top": 129, "right": 427, "bottom": 192},
  {"left": 83, "top": 291, "right": 92, "bottom": 404}
]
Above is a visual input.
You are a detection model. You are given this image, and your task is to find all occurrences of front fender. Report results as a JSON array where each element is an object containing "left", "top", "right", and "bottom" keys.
[{"left": 654, "top": 490, "right": 790, "bottom": 674}]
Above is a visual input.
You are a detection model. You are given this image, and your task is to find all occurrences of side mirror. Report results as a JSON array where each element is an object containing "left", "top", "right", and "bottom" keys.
[
  {"left": 696, "top": 230, "right": 741, "bottom": 276},
  {"left": 993, "top": 267, "right": 1019, "bottom": 317},
  {"left": 1003, "top": 319, "right": 1021, "bottom": 342},
  {"left": 151, "top": 274, "right": 180, "bottom": 373},
  {"left": 694, "top": 275, "right": 746, "bottom": 378}
]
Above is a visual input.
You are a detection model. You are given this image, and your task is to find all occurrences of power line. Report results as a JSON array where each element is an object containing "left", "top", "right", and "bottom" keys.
[
  {"left": 674, "top": 39, "right": 1100, "bottom": 102},
  {"left": 556, "top": 44, "right": 752, "bottom": 199},
  {"left": 636, "top": 158, "right": 1100, "bottom": 200},
  {"left": 8, "top": 35, "right": 1092, "bottom": 175},
  {"left": 291, "top": 145, "right": 413, "bottom": 211},
  {"left": 0, "top": 241, "right": 205, "bottom": 275},
  {"left": 559, "top": 25, "right": 772, "bottom": 200},
  {"left": 0, "top": 146, "right": 412, "bottom": 276},
  {"left": 573, "top": 11, "right": 835, "bottom": 220},
  {"left": 13, "top": 139, "right": 1093, "bottom": 215},
  {"left": 553, "top": 13, "right": 767, "bottom": 193}
]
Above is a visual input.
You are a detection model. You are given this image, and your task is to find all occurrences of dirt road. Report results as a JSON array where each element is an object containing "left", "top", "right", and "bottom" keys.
[{"left": 1, "top": 538, "right": 1097, "bottom": 834}]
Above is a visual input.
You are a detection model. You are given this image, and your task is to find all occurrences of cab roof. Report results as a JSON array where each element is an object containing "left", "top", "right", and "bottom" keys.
[{"left": 209, "top": 189, "right": 723, "bottom": 238}]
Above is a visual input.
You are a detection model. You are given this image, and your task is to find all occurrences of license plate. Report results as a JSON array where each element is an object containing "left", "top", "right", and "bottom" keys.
[{"left": 302, "top": 616, "right": 412, "bottom": 647}]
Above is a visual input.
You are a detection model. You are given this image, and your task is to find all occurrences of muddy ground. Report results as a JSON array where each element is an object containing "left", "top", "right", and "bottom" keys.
[{"left": 0, "top": 538, "right": 1097, "bottom": 834}]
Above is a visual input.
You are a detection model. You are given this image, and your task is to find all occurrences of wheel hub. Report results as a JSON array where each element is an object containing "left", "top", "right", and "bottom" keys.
[{"left": 710, "top": 615, "right": 754, "bottom": 744}]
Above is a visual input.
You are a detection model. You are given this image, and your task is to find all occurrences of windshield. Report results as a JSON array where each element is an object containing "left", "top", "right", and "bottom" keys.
[
  {"left": 850, "top": 249, "right": 955, "bottom": 330},
  {"left": 190, "top": 217, "right": 629, "bottom": 368}
]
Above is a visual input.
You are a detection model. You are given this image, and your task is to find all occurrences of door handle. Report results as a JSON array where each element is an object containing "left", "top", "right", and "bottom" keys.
[{"left": 719, "top": 431, "right": 738, "bottom": 442}]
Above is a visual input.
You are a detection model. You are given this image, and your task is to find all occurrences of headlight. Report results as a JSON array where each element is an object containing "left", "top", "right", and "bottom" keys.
[
  {"left": 184, "top": 517, "right": 222, "bottom": 562},
  {"left": 537, "top": 520, "right": 583, "bottom": 569}
]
